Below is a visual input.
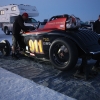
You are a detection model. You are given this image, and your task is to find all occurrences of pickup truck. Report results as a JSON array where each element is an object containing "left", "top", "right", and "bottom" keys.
[{"left": 1, "top": 17, "right": 39, "bottom": 35}]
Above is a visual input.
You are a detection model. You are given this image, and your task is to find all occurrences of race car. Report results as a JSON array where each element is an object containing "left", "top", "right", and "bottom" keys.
[
  {"left": 0, "top": 40, "right": 11, "bottom": 56},
  {"left": 19, "top": 14, "right": 100, "bottom": 71}
]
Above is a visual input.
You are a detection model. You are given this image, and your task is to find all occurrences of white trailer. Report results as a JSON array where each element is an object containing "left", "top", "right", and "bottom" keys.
[{"left": 0, "top": 4, "right": 39, "bottom": 35}]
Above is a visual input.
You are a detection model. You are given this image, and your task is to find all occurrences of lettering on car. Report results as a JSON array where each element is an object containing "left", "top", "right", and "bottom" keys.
[{"left": 28, "top": 39, "right": 44, "bottom": 54}]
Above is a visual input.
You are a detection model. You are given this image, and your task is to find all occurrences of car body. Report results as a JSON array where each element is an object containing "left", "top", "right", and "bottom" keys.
[{"left": 19, "top": 14, "right": 100, "bottom": 71}]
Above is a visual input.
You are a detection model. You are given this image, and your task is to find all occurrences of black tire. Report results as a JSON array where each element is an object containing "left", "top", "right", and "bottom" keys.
[
  {"left": 1, "top": 40, "right": 11, "bottom": 56},
  {"left": 49, "top": 38, "right": 78, "bottom": 71},
  {"left": 4, "top": 27, "right": 10, "bottom": 35}
]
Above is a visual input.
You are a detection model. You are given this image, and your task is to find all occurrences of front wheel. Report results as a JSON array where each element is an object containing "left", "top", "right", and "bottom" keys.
[
  {"left": 49, "top": 38, "right": 78, "bottom": 71},
  {"left": 1, "top": 40, "right": 11, "bottom": 56}
]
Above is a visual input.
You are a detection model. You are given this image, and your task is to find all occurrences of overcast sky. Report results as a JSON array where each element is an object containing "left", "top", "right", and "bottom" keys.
[{"left": 0, "top": 0, "right": 100, "bottom": 22}]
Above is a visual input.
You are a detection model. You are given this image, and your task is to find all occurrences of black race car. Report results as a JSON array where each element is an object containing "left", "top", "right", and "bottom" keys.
[
  {"left": 19, "top": 14, "right": 100, "bottom": 73},
  {"left": 0, "top": 40, "right": 11, "bottom": 56}
]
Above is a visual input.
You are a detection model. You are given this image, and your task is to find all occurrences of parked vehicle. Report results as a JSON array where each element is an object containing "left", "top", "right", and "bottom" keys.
[
  {"left": 85, "top": 20, "right": 95, "bottom": 31},
  {"left": 0, "top": 4, "right": 39, "bottom": 35}
]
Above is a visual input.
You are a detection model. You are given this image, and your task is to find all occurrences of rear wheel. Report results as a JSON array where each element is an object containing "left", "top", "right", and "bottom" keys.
[
  {"left": 49, "top": 38, "right": 78, "bottom": 71},
  {"left": 4, "top": 27, "right": 10, "bottom": 35},
  {"left": 1, "top": 40, "right": 11, "bottom": 56}
]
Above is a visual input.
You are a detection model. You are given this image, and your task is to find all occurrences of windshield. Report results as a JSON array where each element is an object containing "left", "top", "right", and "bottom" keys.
[{"left": 25, "top": 18, "right": 37, "bottom": 23}]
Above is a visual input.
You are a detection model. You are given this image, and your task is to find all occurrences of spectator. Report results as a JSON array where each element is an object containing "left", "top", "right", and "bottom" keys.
[
  {"left": 93, "top": 15, "right": 100, "bottom": 34},
  {"left": 92, "top": 15, "right": 100, "bottom": 71}
]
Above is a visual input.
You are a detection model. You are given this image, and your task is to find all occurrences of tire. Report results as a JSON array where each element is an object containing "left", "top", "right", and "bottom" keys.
[
  {"left": 4, "top": 27, "right": 10, "bottom": 35},
  {"left": 49, "top": 38, "right": 78, "bottom": 71},
  {"left": 1, "top": 40, "right": 11, "bottom": 56}
]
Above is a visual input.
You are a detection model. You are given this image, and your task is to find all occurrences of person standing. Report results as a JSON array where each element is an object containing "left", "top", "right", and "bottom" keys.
[
  {"left": 12, "top": 12, "right": 29, "bottom": 59},
  {"left": 93, "top": 15, "right": 100, "bottom": 34},
  {"left": 92, "top": 15, "right": 100, "bottom": 71}
]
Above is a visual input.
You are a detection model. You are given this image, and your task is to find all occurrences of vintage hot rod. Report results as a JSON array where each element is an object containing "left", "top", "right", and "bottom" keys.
[{"left": 18, "top": 14, "right": 100, "bottom": 73}]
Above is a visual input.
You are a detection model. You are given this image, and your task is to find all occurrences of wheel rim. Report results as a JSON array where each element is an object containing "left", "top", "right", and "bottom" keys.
[{"left": 52, "top": 43, "right": 69, "bottom": 68}]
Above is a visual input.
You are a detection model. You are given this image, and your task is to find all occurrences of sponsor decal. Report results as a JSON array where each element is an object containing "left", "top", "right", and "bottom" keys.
[
  {"left": 43, "top": 42, "right": 51, "bottom": 45},
  {"left": 48, "top": 22, "right": 65, "bottom": 25},
  {"left": 60, "top": 25, "right": 64, "bottom": 28},
  {"left": 43, "top": 38, "right": 50, "bottom": 41},
  {"left": 43, "top": 38, "right": 51, "bottom": 45}
]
